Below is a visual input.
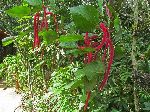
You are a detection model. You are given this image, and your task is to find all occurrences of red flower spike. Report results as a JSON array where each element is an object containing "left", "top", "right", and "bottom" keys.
[
  {"left": 102, "top": 47, "right": 107, "bottom": 62},
  {"left": 99, "top": 38, "right": 114, "bottom": 91},
  {"left": 79, "top": 22, "right": 114, "bottom": 112},
  {"left": 33, "top": 12, "right": 40, "bottom": 49},
  {"left": 90, "top": 35, "right": 98, "bottom": 40},
  {"left": 98, "top": 23, "right": 114, "bottom": 91},
  {"left": 84, "top": 32, "right": 90, "bottom": 46},
  {"left": 33, "top": 5, "right": 58, "bottom": 55}
]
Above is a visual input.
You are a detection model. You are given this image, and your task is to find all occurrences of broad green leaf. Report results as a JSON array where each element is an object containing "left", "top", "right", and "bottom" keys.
[
  {"left": 64, "top": 79, "right": 83, "bottom": 89},
  {"left": 66, "top": 47, "right": 95, "bottom": 56},
  {"left": 83, "top": 61, "right": 104, "bottom": 80},
  {"left": 2, "top": 36, "right": 14, "bottom": 46},
  {"left": 66, "top": 49, "right": 81, "bottom": 56},
  {"left": 59, "top": 42, "right": 77, "bottom": 48},
  {"left": 32, "top": 5, "right": 42, "bottom": 13},
  {"left": 114, "top": 16, "right": 120, "bottom": 31},
  {"left": 5, "top": 6, "right": 31, "bottom": 18},
  {"left": 39, "top": 30, "right": 58, "bottom": 45},
  {"left": 62, "top": 69, "right": 86, "bottom": 89},
  {"left": 84, "top": 76, "right": 97, "bottom": 91},
  {"left": 70, "top": 5, "right": 99, "bottom": 32},
  {"left": 25, "top": 0, "right": 42, "bottom": 6},
  {"left": 59, "top": 34, "right": 83, "bottom": 42}
]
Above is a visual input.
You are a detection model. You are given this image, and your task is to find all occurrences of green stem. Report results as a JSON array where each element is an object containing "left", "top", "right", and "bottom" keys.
[{"left": 131, "top": 0, "right": 139, "bottom": 112}]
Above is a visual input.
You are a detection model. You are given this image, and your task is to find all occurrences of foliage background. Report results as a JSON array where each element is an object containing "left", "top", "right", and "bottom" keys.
[{"left": 0, "top": 0, "right": 150, "bottom": 112}]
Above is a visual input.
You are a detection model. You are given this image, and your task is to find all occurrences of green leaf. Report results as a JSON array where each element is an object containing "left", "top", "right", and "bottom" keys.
[
  {"left": 106, "top": 4, "right": 117, "bottom": 17},
  {"left": 39, "top": 30, "right": 58, "bottom": 45},
  {"left": 64, "top": 79, "right": 83, "bottom": 89},
  {"left": 59, "top": 42, "right": 77, "bottom": 48},
  {"left": 75, "top": 69, "right": 86, "bottom": 79},
  {"left": 47, "top": 0, "right": 56, "bottom": 9},
  {"left": 25, "top": 0, "right": 42, "bottom": 6},
  {"left": 84, "top": 77, "right": 97, "bottom": 91},
  {"left": 70, "top": 5, "right": 99, "bottom": 32},
  {"left": 34, "top": 61, "right": 45, "bottom": 69},
  {"left": 115, "top": 45, "right": 125, "bottom": 59},
  {"left": 66, "top": 49, "right": 82, "bottom": 56},
  {"left": 59, "top": 34, "right": 83, "bottom": 42},
  {"left": 64, "top": 69, "right": 85, "bottom": 89},
  {"left": 80, "top": 94, "right": 87, "bottom": 102},
  {"left": 114, "top": 16, "right": 120, "bottom": 31},
  {"left": 111, "top": 109, "right": 120, "bottom": 112},
  {"left": 66, "top": 47, "right": 95, "bottom": 56},
  {"left": 145, "top": 44, "right": 150, "bottom": 58},
  {"left": 83, "top": 61, "right": 104, "bottom": 80},
  {"left": 5, "top": 6, "right": 31, "bottom": 18},
  {"left": 62, "top": 69, "right": 85, "bottom": 90},
  {"left": 143, "top": 102, "right": 150, "bottom": 110},
  {"left": 2, "top": 36, "right": 14, "bottom": 46},
  {"left": 31, "top": 5, "right": 42, "bottom": 13},
  {"left": 81, "top": 47, "right": 95, "bottom": 52},
  {"left": 97, "top": 0, "right": 103, "bottom": 15},
  {"left": 70, "top": 61, "right": 104, "bottom": 91}
]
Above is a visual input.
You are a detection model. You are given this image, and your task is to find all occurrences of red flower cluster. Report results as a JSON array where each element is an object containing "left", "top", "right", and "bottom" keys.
[
  {"left": 33, "top": 6, "right": 58, "bottom": 49},
  {"left": 78, "top": 22, "right": 114, "bottom": 111}
]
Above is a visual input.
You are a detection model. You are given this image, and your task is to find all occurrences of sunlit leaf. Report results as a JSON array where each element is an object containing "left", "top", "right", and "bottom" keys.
[
  {"left": 5, "top": 6, "right": 31, "bottom": 18},
  {"left": 59, "top": 34, "right": 83, "bottom": 42},
  {"left": 25, "top": 0, "right": 42, "bottom": 6},
  {"left": 97, "top": 0, "right": 103, "bottom": 15},
  {"left": 2, "top": 36, "right": 14, "bottom": 46},
  {"left": 70, "top": 5, "right": 99, "bottom": 32}
]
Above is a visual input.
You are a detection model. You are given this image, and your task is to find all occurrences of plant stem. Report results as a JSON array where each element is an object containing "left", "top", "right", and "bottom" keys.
[{"left": 131, "top": 0, "right": 139, "bottom": 112}]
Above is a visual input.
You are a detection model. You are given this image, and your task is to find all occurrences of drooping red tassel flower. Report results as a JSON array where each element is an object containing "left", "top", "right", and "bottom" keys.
[
  {"left": 33, "top": 12, "right": 40, "bottom": 49},
  {"left": 33, "top": 5, "right": 58, "bottom": 50},
  {"left": 78, "top": 22, "right": 114, "bottom": 111}
]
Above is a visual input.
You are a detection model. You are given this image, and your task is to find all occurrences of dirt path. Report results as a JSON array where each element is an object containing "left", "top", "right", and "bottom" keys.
[{"left": 0, "top": 87, "right": 22, "bottom": 112}]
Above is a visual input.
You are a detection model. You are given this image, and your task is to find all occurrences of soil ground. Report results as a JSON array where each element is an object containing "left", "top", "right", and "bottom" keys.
[{"left": 0, "top": 79, "right": 22, "bottom": 112}]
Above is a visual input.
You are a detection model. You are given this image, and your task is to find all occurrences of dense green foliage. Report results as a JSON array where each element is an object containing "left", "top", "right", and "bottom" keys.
[{"left": 0, "top": 0, "right": 150, "bottom": 112}]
